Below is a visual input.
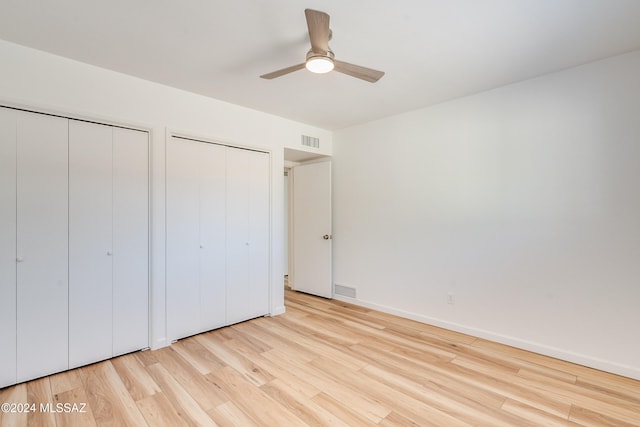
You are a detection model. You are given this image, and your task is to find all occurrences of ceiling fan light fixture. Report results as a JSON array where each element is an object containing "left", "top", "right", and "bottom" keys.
[
  {"left": 306, "top": 56, "right": 334, "bottom": 73},
  {"left": 305, "top": 50, "right": 335, "bottom": 74}
]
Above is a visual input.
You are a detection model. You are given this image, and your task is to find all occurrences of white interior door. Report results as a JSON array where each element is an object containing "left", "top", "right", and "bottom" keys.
[{"left": 292, "top": 161, "right": 332, "bottom": 298}]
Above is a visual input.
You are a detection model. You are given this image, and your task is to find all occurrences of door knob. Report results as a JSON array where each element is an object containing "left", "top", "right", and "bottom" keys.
[
  {"left": 323, "top": 234, "right": 331, "bottom": 240},
  {"left": 106, "top": 250, "right": 113, "bottom": 256},
  {"left": 16, "top": 256, "right": 24, "bottom": 263}
]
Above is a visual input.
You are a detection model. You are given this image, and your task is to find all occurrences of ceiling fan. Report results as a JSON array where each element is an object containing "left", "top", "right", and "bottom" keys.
[{"left": 260, "top": 9, "right": 385, "bottom": 83}]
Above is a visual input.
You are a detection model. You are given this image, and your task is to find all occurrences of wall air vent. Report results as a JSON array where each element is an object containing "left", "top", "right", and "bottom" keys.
[
  {"left": 334, "top": 284, "right": 357, "bottom": 299},
  {"left": 301, "top": 134, "right": 320, "bottom": 149}
]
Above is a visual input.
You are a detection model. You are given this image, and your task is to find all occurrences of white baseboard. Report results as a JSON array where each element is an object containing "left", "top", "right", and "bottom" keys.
[
  {"left": 333, "top": 294, "right": 640, "bottom": 381},
  {"left": 271, "top": 305, "right": 286, "bottom": 316},
  {"left": 150, "top": 337, "right": 171, "bottom": 351}
]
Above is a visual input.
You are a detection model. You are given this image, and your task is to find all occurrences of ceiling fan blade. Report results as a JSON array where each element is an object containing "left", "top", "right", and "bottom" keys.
[
  {"left": 260, "top": 63, "right": 306, "bottom": 79},
  {"left": 334, "top": 60, "right": 385, "bottom": 83},
  {"left": 305, "top": 9, "right": 330, "bottom": 54}
]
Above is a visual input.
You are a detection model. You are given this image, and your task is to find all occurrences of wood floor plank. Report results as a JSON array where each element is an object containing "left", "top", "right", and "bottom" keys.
[
  {"left": 575, "top": 376, "right": 640, "bottom": 405},
  {"left": 261, "top": 348, "right": 391, "bottom": 423},
  {"left": 206, "top": 366, "right": 306, "bottom": 426},
  {"left": 463, "top": 342, "right": 579, "bottom": 384},
  {"left": 49, "top": 370, "right": 83, "bottom": 396},
  {"left": 260, "top": 378, "right": 352, "bottom": 427},
  {"left": 284, "top": 312, "right": 362, "bottom": 346},
  {"left": 79, "top": 361, "right": 148, "bottom": 427},
  {"left": 246, "top": 317, "right": 326, "bottom": 362},
  {"left": 133, "top": 350, "right": 159, "bottom": 367},
  {"left": 442, "top": 356, "right": 573, "bottom": 418},
  {"left": 149, "top": 347, "right": 228, "bottom": 411},
  {"left": 270, "top": 316, "right": 370, "bottom": 371},
  {"left": 25, "top": 377, "right": 55, "bottom": 427},
  {"left": 310, "top": 355, "right": 474, "bottom": 427},
  {"left": 207, "top": 402, "right": 260, "bottom": 427},
  {"left": 110, "top": 353, "right": 160, "bottom": 402},
  {"left": 311, "top": 392, "right": 379, "bottom": 427},
  {"left": 379, "top": 410, "right": 440, "bottom": 427},
  {"left": 226, "top": 324, "right": 273, "bottom": 354},
  {"left": 569, "top": 405, "right": 639, "bottom": 427},
  {"left": 170, "top": 338, "right": 226, "bottom": 376},
  {"left": 145, "top": 363, "right": 219, "bottom": 427},
  {"left": 501, "top": 399, "right": 582, "bottom": 427},
  {"left": 135, "top": 392, "right": 192, "bottom": 427},
  {"left": 195, "top": 333, "right": 274, "bottom": 387},
  {"left": 53, "top": 387, "right": 98, "bottom": 427},
  {"left": 497, "top": 362, "right": 640, "bottom": 424},
  {"left": 1, "top": 288, "right": 639, "bottom": 426},
  {"left": 472, "top": 339, "right": 608, "bottom": 380},
  {"left": 0, "top": 383, "right": 28, "bottom": 427},
  {"left": 361, "top": 363, "right": 538, "bottom": 427},
  {"left": 348, "top": 342, "right": 507, "bottom": 410},
  {"left": 249, "top": 352, "right": 321, "bottom": 399}
]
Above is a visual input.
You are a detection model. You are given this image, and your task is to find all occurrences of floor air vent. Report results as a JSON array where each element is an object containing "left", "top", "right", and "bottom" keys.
[{"left": 334, "top": 284, "right": 356, "bottom": 298}]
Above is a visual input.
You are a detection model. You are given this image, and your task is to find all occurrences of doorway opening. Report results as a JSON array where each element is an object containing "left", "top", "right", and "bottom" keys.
[{"left": 283, "top": 148, "right": 332, "bottom": 298}]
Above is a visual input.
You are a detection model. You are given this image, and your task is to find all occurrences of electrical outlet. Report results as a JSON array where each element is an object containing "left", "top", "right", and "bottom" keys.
[{"left": 447, "top": 293, "right": 455, "bottom": 305}]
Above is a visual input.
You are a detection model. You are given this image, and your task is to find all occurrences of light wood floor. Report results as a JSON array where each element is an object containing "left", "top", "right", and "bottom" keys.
[{"left": 2, "top": 290, "right": 639, "bottom": 426}]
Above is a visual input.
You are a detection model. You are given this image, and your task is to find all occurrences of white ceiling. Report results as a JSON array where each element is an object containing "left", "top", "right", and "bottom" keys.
[{"left": 2, "top": 0, "right": 640, "bottom": 130}]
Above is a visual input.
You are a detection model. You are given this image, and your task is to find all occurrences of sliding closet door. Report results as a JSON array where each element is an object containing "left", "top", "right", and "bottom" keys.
[
  {"left": 0, "top": 108, "right": 17, "bottom": 388},
  {"left": 166, "top": 138, "right": 201, "bottom": 339},
  {"left": 113, "top": 127, "right": 149, "bottom": 356},
  {"left": 69, "top": 121, "right": 113, "bottom": 368},
  {"left": 199, "top": 143, "right": 227, "bottom": 331},
  {"left": 226, "top": 148, "right": 269, "bottom": 324},
  {"left": 16, "top": 111, "right": 69, "bottom": 383}
]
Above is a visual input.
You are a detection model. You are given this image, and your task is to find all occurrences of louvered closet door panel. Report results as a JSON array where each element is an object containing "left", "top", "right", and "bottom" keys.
[
  {"left": 69, "top": 120, "right": 113, "bottom": 369},
  {"left": 166, "top": 137, "right": 201, "bottom": 340},
  {"left": 113, "top": 127, "right": 149, "bottom": 356},
  {"left": 0, "top": 108, "right": 17, "bottom": 388},
  {"left": 226, "top": 148, "right": 270, "bottom": 324},
  {"left": 199, "top": 143, "right": 227, "bottom": 331},
  {"left": 16, "top": 111, "right": 69, "bottom": 383}
]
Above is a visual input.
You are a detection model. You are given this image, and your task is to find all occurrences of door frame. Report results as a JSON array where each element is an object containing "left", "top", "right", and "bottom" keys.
[{"left": 285, "top": 156, "right": 332, "bottom": 297}]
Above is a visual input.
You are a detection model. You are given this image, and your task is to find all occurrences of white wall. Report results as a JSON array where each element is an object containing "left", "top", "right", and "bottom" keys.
[
  {"left": 0, "top": 39, "right": 332, "bottom": 350},
  {"left": 333, "top": 50, "right": 640, "bottom": 379}
]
